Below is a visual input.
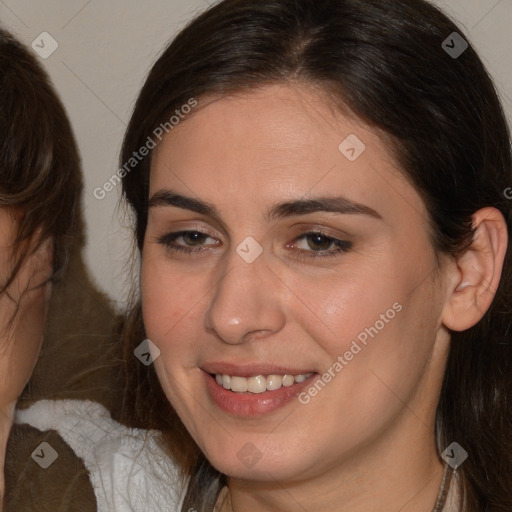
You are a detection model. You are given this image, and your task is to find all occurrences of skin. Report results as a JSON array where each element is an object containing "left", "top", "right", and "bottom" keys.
[
  {"left": 141, "top": 83, "right": 508, "bottom": 512},
  {"left": 0, "top": 208, "right": 53, "bottom": 501}
]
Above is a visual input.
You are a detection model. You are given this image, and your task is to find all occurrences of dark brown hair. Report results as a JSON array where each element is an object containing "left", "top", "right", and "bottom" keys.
[
  {"left": 117, "top": 1, "right": 512, "bottom": 510},
  {"left": 0, "top": 26, "right": 86, "bottom": 512},
  {"left": 0, "top": 27, "right": 82, "bottom": 294}
]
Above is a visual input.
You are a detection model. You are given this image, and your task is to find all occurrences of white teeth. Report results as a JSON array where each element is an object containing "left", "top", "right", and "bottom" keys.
[
  {"left": 282, "top": 375, "right": 295, "bottom": 386},
  {"left": 230, "top": 376, "right": 248, "bottom": 392},
  {"left": 266, "top": 375, "right": 282, "bottom": 390},
  {"left": 247, "top": 375, "right": 267, "bottom": 393},
  {"left": 222, "top": 374, "right": 231, "bottom": 390},
  {"left": 214, "top": 372, "right": 313, "bottom": 393}
]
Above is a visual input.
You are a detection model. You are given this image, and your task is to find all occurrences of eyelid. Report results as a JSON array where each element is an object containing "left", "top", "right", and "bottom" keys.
[{"left": 288, "top": 221, "right": 354, "bottom": 238}]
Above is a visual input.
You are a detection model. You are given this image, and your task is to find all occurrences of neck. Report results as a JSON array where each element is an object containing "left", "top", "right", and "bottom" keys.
[{"left": 221, "top": 417, "right": 446, "bottom": 512}]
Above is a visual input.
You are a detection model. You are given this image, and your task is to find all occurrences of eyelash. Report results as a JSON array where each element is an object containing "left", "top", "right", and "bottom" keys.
[{"left": 156, "top": 230, "right": 352, "bottom": 259}]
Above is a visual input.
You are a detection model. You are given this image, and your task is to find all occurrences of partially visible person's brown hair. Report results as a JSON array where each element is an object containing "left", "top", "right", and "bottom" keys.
[
  {"left": 116, "top": 0, "right": 512, "bottom": 511},
  {"left": 0, "top": 27, "right": 82, "bottom": 294},
  {"left": 0, "top": 27, "right": 93, "bottom": 512}
]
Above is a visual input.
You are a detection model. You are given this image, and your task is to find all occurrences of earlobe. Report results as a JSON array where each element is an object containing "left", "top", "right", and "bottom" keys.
[{"left": 442, "top": 207, "right": 508, "bottom": 332}]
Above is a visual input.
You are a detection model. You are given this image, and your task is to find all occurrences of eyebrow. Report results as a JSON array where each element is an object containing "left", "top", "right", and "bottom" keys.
[{"left": 148, "top": 189, "right": 382, "bottom": 221}]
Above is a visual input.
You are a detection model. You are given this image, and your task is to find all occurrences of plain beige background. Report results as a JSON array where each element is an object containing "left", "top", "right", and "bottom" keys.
[{"left": 1, "top": 0, "right": 511, "bottom": 310}]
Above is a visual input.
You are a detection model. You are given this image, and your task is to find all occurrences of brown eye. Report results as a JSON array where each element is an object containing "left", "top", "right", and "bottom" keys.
[
  {"left": 157, "top": 230, "right": 219, "bottom": 254},
  {"left": 305, "top": 233, "right": 336, "bottom": 251},
  {"left": 290, "top": 231, "right": 352, "bottom": 259},
  {"left": 181, "top": 231, "right": 209, "bottom": 246}
]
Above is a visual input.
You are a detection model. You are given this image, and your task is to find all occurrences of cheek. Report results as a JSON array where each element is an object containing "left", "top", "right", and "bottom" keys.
[
  {"left": 141, "top": 256, "right": 204, "bottom": 364},
  {"left": 288, "top": 263, "right": 405, "bottom": 358},
  {"left": 140, "top": 256, "right": 212, "bottom": 441},
  {"left": 292, "top": 256, "right": 440, "bottom": 397}
]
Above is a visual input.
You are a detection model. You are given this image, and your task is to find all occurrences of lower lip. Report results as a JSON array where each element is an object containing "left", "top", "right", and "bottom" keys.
[{"left": 203, "top": 371, "right": 318, "bottom": 417}]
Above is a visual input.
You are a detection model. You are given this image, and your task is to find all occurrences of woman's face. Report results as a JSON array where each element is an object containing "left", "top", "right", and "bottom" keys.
[
  {"left": 0, "top": 209, "right": 52, "bottom": 417},
  {"left": 142, "top": 84, "right": 453, "bottom": 482}
]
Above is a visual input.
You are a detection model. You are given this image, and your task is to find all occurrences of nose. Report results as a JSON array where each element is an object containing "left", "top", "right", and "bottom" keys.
[{"left": 204, "top": 248, "right": 286, "bottom": 345}]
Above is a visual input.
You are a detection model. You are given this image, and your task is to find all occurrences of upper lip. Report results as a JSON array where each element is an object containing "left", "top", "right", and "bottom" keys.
[{"left": 201, "top": 362, "right": 316, "bottom": 377}]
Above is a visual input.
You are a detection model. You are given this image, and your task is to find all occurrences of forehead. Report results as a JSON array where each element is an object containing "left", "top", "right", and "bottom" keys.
[
  {"left": 149, "top": 83, "right": 426, "bottom": 224},
  {"left": 154, "top": 84, "right": 371, "bottom": 166}
]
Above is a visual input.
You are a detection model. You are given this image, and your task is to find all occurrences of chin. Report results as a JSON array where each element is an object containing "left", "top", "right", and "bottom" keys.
[
  {"left": 213, "top": 457, "right": 295, "bottom": 482},
  {"left": 200, "top": 436, "right": 311, "bottom": 483}
]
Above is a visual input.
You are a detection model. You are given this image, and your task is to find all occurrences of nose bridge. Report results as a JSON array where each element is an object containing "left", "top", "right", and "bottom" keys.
[{"left": 204, "top": 244, "right": 285, "bottom": 344}]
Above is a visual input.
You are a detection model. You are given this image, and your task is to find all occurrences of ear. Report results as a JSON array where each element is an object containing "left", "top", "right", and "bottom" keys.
[{"left": 442, "top": 207, "right": 508, "bottom": 331}]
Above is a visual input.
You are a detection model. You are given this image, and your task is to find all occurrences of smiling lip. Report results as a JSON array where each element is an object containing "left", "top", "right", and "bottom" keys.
[{"left": 201, "top": 365, "right": 318, "bottom": 417}]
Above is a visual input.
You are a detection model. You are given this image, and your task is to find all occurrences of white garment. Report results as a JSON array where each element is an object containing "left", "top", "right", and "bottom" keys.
[{"left": 15, "top": 399, "right": 186, "bottom": 512}]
